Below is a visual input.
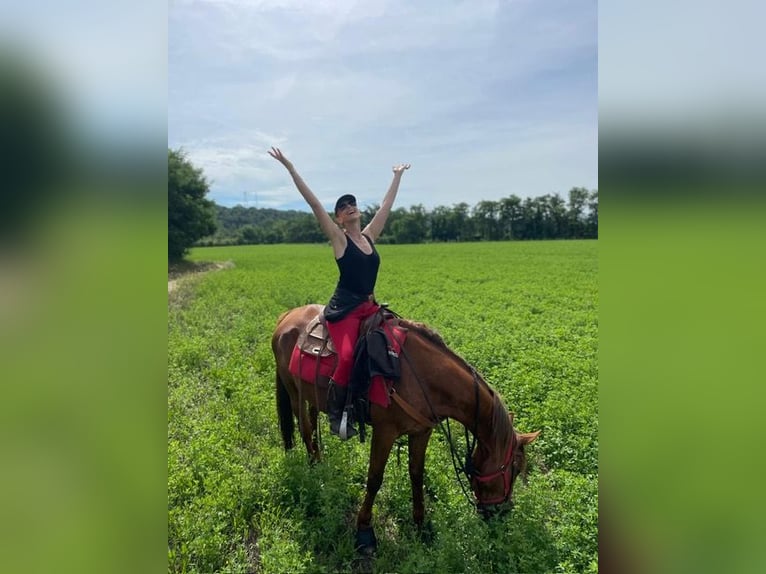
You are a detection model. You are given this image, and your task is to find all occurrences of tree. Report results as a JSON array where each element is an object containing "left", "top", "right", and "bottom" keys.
[
  {"left": 168, "top": 149, "right": 217, "bottom": 261},
  {"left": 282, "top": 213, "right": 325, "bottom": 243},
  {"left": 499, "top": 195, "right": 523, "bottom": 239},
  {"left": 521, "top": 197, "right": 541, "bottom": 239},
  {"left": 378, "top": 207, "right": 407, "bottom": 243},
  {"left": 430, "top": 205, "right": 456, "bottom": 241},
  {"left": 545, "top": 193, "right": 568, "bottom": 239},
  {"left": 238, "top": 225, "right": 261, "bottom": 245},
  {"left": 585, "top": 189, "right": 598, "bottom": 238},
  {"left": 389, "top": 205, "right": 428, "bottom": 244},
  {"left": 361, "top": 203, "right": 379, "bottom": 230},
  {"left": 567, "top": 187, "right": 590, "bottom": 238},
  {"left": 451, "top": 202, "right": 473, "bottom": 241},
  {"left": 473, "top": 200, "right": 500, "bottom": 240},
  {"left": 177, "top": 188, "right": 598, "bottom": 246}
]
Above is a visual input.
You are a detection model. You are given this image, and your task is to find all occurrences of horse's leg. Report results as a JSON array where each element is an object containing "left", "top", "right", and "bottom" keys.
[
  {"left": 407, "top": 429, "right": 433, "bottom": 529},
  {"left": 295, "top": 398, "right": 319, "bottom": 460},
  {"left": 356, "top": 426, "right": 397, "bottom": 554},
  {"left": 275, "top": 372, "right": 295, "bottom": 450}
]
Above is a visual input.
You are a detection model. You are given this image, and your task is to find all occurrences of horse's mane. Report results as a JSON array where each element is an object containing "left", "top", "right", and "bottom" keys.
[
  {"left": 397, "top": 319, "right": 482, "bottom": 383},
  {"left": 489, "top": 391, "right": 514, "bottom": 458},
  {"left": 398, "top": 318, "right": 514, "bottom": 455}
]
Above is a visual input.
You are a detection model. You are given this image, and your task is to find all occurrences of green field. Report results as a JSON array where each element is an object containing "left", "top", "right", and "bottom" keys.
[{"left": 168, "top": 240, "right": 598, "bottom": 573}]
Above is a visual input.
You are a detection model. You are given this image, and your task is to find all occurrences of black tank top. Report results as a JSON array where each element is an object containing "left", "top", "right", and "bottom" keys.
[{"left": 335, "top": 233, "right": 380, "bottom": 296}]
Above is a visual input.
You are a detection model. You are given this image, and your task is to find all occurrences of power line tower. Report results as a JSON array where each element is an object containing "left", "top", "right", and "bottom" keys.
[{"left": 242, "top": 191, "right": 258, "bottom": 208}]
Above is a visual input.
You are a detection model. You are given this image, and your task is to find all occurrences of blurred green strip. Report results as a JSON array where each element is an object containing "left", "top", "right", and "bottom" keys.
[
  {"left": 0, "top": 197, "right": 167, "bottom": 574},
  {"left": 601, "top": 193, "right": 766, "bottom": 574}
]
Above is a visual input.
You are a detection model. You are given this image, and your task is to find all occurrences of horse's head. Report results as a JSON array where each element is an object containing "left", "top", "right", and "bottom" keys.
[{"left": 471, "top": 425, "right": 540, "bottom": 519}]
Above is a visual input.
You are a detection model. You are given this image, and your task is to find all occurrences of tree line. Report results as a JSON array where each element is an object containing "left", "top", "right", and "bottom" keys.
[
  {"left": 169, "top": 147, "right": 597, "bottom": 261},
  {"left": 199, "top": 189, "right": 597, "bottom": 246}
]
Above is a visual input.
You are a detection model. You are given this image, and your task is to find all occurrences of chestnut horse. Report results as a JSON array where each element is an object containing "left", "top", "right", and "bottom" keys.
[{"left": 272, "top": 304, "right": 540, "bottom": 553}]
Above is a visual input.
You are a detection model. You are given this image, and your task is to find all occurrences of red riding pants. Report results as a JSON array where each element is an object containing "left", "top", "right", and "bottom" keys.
[{"left": 325, "top": 301, "right": 380, "bottom": 386}]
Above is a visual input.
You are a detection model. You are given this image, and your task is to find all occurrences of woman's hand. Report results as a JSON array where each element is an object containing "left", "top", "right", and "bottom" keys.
[
  {"left": 392, "top": 163, "right": 411, "bottom": 175},
  {"left": 269, "top": 147, "right": 294, "bottom": 172}
]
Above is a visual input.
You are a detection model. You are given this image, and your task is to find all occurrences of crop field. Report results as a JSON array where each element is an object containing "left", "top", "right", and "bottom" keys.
[{"left": 168, "top": 240, "right": 598, "bottom": 573}]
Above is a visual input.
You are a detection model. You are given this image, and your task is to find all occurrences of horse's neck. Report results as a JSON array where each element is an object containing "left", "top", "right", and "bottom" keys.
[
  {"left": 447, "top": 368, "right": 496, "bottom": 445},
  {"left": 413, "top": 338, "right": 497, "bottom": 444}
]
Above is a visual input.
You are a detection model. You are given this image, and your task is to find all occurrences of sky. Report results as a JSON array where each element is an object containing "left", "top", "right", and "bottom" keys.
[{"left": 168, "top": 0, "right": 597, "bottom": 211}]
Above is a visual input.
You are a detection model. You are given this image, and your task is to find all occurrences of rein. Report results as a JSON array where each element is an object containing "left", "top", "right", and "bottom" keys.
[
  {"left": 391, "top": 328, "right": 513, "bottom": 508},
  {"left": 299, "top": 309, "right": 515, "bottom": 507}
]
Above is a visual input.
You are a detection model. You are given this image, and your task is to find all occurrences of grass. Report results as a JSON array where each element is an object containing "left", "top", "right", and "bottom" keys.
[{"left": 168, "top": 240, "right": 598, "bottom": 573}]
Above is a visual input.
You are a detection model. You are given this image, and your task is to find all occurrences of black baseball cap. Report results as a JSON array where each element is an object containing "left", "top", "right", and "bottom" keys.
[{"left": 334, "top": 194, "right": 357, "bottom": 214}]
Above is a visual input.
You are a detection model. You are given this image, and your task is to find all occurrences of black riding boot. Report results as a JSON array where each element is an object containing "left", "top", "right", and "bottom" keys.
[{"left": 327, "top": 381, "right": 357, "bottom": 440}]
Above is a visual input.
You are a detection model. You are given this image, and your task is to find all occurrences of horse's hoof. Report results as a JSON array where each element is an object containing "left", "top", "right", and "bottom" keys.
[{"left": 355, "top": 527, "right": 377, "bottom": 555}]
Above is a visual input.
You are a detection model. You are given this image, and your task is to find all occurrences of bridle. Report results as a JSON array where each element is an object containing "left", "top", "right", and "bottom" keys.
[
  {"left": 469, "top": 430, "right": 516, "bottom": 506},
  {"left": 392, "top": 330, "right": 517, "bottom": 510}
]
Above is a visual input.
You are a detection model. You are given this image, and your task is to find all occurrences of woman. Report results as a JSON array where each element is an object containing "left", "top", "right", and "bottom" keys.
[{"left": 269, "top": 147, "right": 410, "bottom": 440}]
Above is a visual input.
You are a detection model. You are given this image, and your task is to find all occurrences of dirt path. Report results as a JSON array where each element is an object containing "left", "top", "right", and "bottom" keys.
[{"left": 168, "top": 260, "right": 234, "bottom": 293}]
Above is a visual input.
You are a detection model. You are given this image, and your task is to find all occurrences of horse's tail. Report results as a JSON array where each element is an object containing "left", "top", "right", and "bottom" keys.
[{"left": 276, "top": 371, "right": 295, "bottom": 450}]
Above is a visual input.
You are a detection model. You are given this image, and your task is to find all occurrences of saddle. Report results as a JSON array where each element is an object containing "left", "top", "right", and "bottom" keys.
[
  {"left": 291, "top": 305, "right": 407, "bottom": 442},
  {"left": 296, "top": 305, "right": 394, "bottom": 358},
  {"left": 296, "top": 311, "right": 336, "bottom": 357}
]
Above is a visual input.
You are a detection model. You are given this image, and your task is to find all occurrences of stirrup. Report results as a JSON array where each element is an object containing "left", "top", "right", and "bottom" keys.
[
  {"left": 336, "top": 408, "right": 357, "bottom": 440},
  {"left": 340, "top": 411, "right": 350, "bottom": 440}
]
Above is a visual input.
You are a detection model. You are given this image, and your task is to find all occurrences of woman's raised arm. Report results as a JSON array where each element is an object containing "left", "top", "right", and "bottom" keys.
[
  {"left": 269, "top": 147, "right": 344, "bottom": 247},
  {"left": 363, "top": 163, "right": 411, "bottom": 242}
]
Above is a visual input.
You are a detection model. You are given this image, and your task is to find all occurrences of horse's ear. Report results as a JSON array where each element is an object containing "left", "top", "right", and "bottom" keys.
[{"left": 517, "top": 430, "right": 541, "bottom": 446}]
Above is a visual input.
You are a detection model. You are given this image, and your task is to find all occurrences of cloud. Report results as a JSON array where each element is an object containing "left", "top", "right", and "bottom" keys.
[
  {"left": 177, "top": 130, "right": 282, "bottom": 186},
  {"left": 169, "top": 0, "right": 597, "bottom": 209}
]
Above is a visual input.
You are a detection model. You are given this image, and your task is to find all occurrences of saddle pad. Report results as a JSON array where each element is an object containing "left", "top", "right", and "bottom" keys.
[
  {"left": 288, "top": 345, "right": 336, "bottom": 381},
  {"left": 287, "top": 323, "right": 408, "bottom": 408}
]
